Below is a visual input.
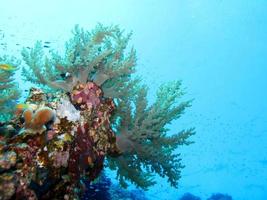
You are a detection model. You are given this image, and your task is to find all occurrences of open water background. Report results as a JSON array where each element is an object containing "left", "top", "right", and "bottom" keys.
[{"left": 0, "top": 1, "right": 267, "bottom": 199}]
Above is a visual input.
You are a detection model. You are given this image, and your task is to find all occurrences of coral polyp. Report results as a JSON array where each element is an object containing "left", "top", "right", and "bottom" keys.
[{"left": 0, "top": 24, "right": 195, "bottom": 199}]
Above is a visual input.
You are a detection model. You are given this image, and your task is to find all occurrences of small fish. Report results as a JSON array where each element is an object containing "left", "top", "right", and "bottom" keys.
[
  {"left": 43, "top": 45, "right": 50, "bottom": 48},
  {"left": 0, "top": 64, "right": 16, "bottom": 71},
  {"left": 44, "top": 41, "right": 51, "bottom": 44},
  {"left": 15, "top": 103, "right": 30, "bottom": 116},
  {"left": 60, "top": 72, "right": 71, "bottom": 78},
  {"left": 16, "top": 103, "right": 30, "bottom": 110},
  {"left": 16, "top": 103, "right": 37, "bottom": 110}
]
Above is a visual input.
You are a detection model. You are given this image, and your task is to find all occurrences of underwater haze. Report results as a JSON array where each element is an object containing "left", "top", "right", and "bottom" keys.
[{"left": 0, "top": 0, "right": 267, "bottom": 200}]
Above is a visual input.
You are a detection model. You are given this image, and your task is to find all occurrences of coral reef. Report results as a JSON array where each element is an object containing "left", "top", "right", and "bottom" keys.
[
  {"left": 179, "top": 193, "right": 201, "bottom": 200},
  {"left": 0, "top": 56, "right": 21, "bottom": 122},
  {"left": 0, "top": 84, "right": 119, "bottom": 199},
  {"left": 81, "top": 173, "right": 112, "bottom": 200},
  {"left": 108, "top": 81, "right": 195, "bottom": 188},
  {"left": 81, "top": 172, "right": 148, "bottom": 200},
  {"left": 207, "top": 193, "right": 232, "bottom": 200},
  {"left": 178, "top": 193, "right": 233, "bottom": 200},
  {"left": 0, "top": 24, "right": 194, "bottom": 199},
  {"left": 21, "top": 24, "right": 137, "bottom": 99}
]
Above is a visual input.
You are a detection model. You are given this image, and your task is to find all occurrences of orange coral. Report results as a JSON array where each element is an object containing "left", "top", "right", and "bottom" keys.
[
  {"left": 32, "top": 107, "right": 55, "bottom": 128},
  {"left": 23, "top": 109, "right": 33, "bottom": 128},
  {"left": 22, "top": 107, "right": 55, "bottom": 131}
]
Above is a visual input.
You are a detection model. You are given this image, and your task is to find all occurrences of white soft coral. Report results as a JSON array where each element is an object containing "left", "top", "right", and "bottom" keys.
[{"left": 56, "top": 98, "right": 80, "bottom": 122}]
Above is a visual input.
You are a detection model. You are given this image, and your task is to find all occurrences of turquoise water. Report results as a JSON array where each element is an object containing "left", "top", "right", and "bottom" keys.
[{"left": 1, "top": 1, "right": 267, "bottom": 199}]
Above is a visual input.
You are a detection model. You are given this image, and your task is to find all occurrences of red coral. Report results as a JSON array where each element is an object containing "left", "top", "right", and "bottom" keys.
[
  {"left": 70, "top": 82, "right": 102, "bottom": 110},
  {"left": 52, "top": 150, "right": 70, "bottom": 168},
  {"left": 94, "top": 98, "right": 115, "bottom": 127},
  {"left": 68, "top": 123, "right": 104, "bottom": 181},
  {"left": 68, "top": 82, "right": 118, "bottom": 183}
]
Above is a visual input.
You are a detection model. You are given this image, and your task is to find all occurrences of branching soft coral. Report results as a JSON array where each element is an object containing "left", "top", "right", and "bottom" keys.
[
  {"left": 0, "top": 56, "right": 21, "bottom": 122},
  {"left": 108, "top": 81, "right": 195, "bottom": 188},
  {"left": 21, "top": 24, "right": 137, "bottom": 99},
  {"left": 20, "top": 24, "right": 194, "bottom": 190}
]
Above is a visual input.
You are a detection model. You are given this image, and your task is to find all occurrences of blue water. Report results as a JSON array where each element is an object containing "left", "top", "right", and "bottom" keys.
[{"left": 1, "top": 1, "right": 267, "bottom": 199}]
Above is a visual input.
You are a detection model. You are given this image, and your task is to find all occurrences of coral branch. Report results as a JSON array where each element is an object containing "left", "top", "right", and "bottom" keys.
[
  {"left": 108, "top": 81, "right": 195, "bottom": 188},
  {"left": 0, "top": 56, "right": 21, "bottom": 122},
  {"left": 21, "top": 24, "right": 136, "bottom": 97}
]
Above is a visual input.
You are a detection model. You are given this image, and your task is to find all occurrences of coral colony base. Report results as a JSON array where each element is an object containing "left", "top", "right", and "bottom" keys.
[{"left": 0, "top": 24, "right": 195, "bottom": 199}]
